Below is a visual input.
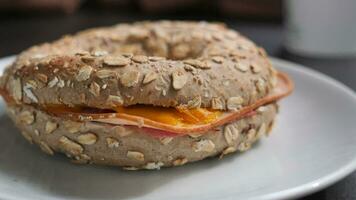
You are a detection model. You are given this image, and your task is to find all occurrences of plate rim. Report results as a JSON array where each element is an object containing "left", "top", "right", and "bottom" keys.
[
  {"left": 0, "top": 56, "right": 356, "bottom": 200},
  {"left": 256, "top": 57, "right": 356, "bottom": 200}
]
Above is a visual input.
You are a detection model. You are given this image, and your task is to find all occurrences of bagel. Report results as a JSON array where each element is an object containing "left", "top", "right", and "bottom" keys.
[{"left": 0, "top": 21, "right": 293, "bottom": 169}]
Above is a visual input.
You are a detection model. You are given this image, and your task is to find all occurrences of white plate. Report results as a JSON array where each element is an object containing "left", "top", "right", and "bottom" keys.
[{"left": 1, "top": 56, "right": 356, "bottom": 200}]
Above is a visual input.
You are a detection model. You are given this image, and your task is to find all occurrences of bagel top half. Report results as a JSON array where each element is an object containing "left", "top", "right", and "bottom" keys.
[{"left": 0, "top": 21, "right": 293, "bottom": 135}]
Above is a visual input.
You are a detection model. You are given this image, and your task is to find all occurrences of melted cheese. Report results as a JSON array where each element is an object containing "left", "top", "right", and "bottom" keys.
[
  {"left": 114, "top": 105, "right": 221, "bottom": 126},
  {"left": 42, "top": 103, "right": 221, "bottom": 126}
]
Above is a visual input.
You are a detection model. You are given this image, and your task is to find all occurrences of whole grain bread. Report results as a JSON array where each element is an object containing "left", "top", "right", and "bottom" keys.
[
  {"left": 1, "top": 21, "right": 276, "bottom": 110},
  {"left": 7, "top": 103, "right": 277, "bottom": 169}
]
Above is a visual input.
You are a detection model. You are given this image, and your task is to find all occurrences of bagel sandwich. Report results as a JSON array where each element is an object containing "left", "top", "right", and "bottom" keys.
[{"left": 0, "top": 21, "right": 293, "bottom": 170}]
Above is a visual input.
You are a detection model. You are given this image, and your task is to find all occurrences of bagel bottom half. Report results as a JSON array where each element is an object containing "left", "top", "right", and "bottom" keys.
[{"left": 7, "top": 103, "right": 277, "bottom": 170}]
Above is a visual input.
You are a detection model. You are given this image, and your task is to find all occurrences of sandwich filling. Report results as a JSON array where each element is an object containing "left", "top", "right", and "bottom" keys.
[{"left": 0, "top": 72, "right": 293, "bottom": 135}]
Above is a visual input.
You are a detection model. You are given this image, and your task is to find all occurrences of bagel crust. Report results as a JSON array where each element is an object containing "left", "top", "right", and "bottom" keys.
[
  {"left": 7, "top": 103, "right": 277, "bottom": 169},
  {"left": 1, "top": 21, "right": 276, "bottom": 110}
]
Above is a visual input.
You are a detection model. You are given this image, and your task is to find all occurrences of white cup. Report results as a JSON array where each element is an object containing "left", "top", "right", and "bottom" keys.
[{"left": 284, "top": 0, "right": 356, "bottom": 57}]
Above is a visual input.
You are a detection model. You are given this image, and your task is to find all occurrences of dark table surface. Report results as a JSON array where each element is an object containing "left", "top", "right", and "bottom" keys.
[{"left": 0, "top": 8, "right": 355, "bottom": 200}]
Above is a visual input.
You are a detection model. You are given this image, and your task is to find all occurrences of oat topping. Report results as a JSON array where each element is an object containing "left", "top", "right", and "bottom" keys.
[
  {"left": 131, "top": 55, "right": 148, "bottom": 63},
  {"left": 89, "top": 82, "right": 101, "bottom": 97},
  {"left": 48, "top": 77, "right": 59, "bottom": 88},
  {"left": 120, "top": 70, "right": 140, "bottom": 87},
  {"left": 148, "top": 56, "right": 165, "bottom": 61},
  {"left": 107, "top": 95, "right": 124, "bottom": 105},
  {"left": 63, "top": 121, "right": 81, "bottom": 133},
  {"left": 257, "top": 123, "right": 267, "bottom": 137},
  {"left": 173, "top": 157, "right": 188, "bottom": 166},
  {"left": 10, "top": 78, "right": 22, "bottom": 102},
  {"left": 224, "top": 124, "right": 239, "bottom": 146},
  {"left": 58, "top": 136, "right": 83, "bottom": 156},
  {"left": 238, "top": 142, "right": 251, "bottom": 152},
  {"left": 142, "top": 71, "right": 158, "bottom": 84},
  {"left": 21, "top": 131, "right": 33, "bottom": 143},
  {"left": 251, "top": 64, "right": 261, "bottom": 73},
  {"left": 144, "top": 162, "right": 164, "bottom": 170},
  {"left": 184, "top": 59, "right": 210, "bottom": 69},
  {"left": 76, "top": 65, "right": 93, "bottom": 81},
  {"left": 219, "top": 146, "right": 237, "bottom": 159},
  {"left": 92, "top": 50, "right": 108, "bottom": 57},
  {"left": 172, "top": 44, "right": 190, "bottom": 59},
  {"left": 255, "top": 78, "right": 265, "bottom": 93},
  {"left": 81, "top": 55, "right": 95, "bottom": 63},
  {"left": 227, "top": 96, "right": 244, "bottom": 111},
  {"left": 112, "top": 126, "right": 131, "bottom": 137},
  {"left": 123, "top": 166, "right": 138, "bottom": 171},
  {"left": 36, "top": 73, "right": 48, "bottom": 83},
  {"left": 34, "top": 129, "right": 40, "bottom": 136},
  {"left": 172, "top": 70, "right": 188, "bottom": 90},
  {"left": 97, "top": 69, "right": 115, "bottom": 79},
  {"left": 211, "top": 97, "right": 225, "bottom": 110},
  {"left": 39, "top": 141, "right": 54, "bottom": 155},
  {"left": 45, "top": 121, "right": 58, "bottom": 134},
  {"left": 186, "top": 96, "right": 201, "bottom": 109},
  {"left": 77, "top": 133, "right": 98, "bottom": 145},
  {"left": 192, "top": 139, "right": 215, "bottom": 152},
  {"left": 103, "top": 56, "right": 130, "bottom": 67},
  {"left": 23, "top": 84, "right": 38, "bottom": 103},
  {"left": 212, "top": 56, "right": 224, "bottom": 64},
  {"left": 127, "top": 151, "right": 145, "bottom": 161},
  {"left": 235, "top": 62, "right": 249, "bottom": 72},
  {"left": 106, "top": 137, "right": 120, "bottom": 148},
  {"left": 159, "top": 137, "right": 173, "bottom": 145},
  {"left": 19, "top": 111, "right": 35, "bottom": 125}
]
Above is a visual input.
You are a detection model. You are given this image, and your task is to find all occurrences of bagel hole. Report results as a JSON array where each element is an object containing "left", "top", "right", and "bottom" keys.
[{"left": 89, "top": 38, "right": 206, "bottom": 60}]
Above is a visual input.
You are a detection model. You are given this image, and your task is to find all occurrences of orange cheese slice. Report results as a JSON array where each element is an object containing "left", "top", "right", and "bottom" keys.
[{"left": 114, "top": 106, "right": 221, "bottom": 126}]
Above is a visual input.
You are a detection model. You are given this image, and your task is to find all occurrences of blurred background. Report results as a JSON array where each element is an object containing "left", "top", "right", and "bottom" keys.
[{"left": 0, "top": 0, "right": 355, "bottom": 199}]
